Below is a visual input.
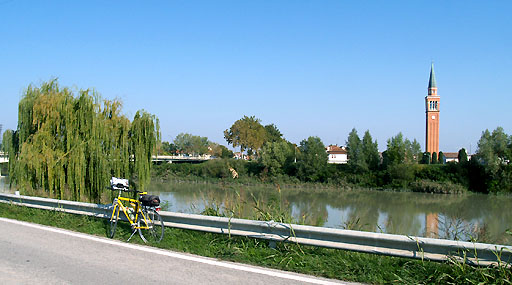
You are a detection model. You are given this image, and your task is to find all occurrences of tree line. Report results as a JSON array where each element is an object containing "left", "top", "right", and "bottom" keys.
[
  {"left": 156, "top": 115, "right": 511, "bottom": 194},
  {"left": 3, "top": 92, "right": 510, "bottom": 197},
  {"left": 159, "top": 133, "right": 233, "bottom": 158}
]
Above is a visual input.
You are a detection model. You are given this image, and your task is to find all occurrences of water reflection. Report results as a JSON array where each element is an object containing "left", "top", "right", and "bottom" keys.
[{"left": 147, "top": 181, "right": 512, "bottom": 245}]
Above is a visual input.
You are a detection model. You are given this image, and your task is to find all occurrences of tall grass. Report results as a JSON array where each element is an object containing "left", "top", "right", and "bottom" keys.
[{"left": 409, "top": 179, "right": 467, "bottom": 194}]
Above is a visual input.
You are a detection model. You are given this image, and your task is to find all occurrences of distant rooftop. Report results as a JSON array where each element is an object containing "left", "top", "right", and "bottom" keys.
[{"left": 326, "top": 145, "right": 347, "bottom": 154}]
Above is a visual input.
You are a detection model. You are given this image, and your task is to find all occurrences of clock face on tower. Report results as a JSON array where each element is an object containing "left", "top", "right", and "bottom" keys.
[{"left": 432, "top": 115, "right": 436, "bottom": 120}]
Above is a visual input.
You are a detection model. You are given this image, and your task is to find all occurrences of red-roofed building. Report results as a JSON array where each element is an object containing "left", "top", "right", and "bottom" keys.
[
  {"left": 443, "top": 152, "right": 472, "bottom": 163},
  {"left": 444, "top": 152, "right": 459, "bottom": 163},
  {"left": 326, "top": 145, "right": 348, "bottom": 164}
]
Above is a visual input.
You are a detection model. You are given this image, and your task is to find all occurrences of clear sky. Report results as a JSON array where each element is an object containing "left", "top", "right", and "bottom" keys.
[{"left": 0, "top": 0, "right": 510, "bottom": 153}]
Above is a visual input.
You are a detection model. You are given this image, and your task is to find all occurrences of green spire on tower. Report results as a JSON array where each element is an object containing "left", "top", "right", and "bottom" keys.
[{"left": 428, "top": 62, "right": 437, "bottom": 89}]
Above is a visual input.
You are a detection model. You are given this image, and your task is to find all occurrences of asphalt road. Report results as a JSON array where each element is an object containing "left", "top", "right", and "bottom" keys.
[{"left": 0, "top": 218, "right": 353, "bottom": 285}]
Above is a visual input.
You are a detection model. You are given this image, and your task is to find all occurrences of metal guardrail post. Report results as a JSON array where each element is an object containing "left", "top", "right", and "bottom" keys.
[{"left": 1, "top": 192, "right": 511, "bottom": 266}]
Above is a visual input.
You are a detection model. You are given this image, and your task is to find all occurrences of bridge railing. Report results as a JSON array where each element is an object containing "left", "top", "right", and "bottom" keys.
[
  {"left": 1, "top": 192, "right": 510, "bottom": 266},
  {"left": 0, "top": 152, "right": 8, "bottom": 163},
  {"left": 0, "top": 154, "right": 212, "bottom": 163},
  {"left": 152, "top": 155, "right": 212, "bottom": 162}
]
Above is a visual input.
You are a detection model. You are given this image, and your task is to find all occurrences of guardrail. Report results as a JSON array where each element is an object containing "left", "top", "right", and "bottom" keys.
[{"left": 1, "top": 192, "right": 511, "bottom": 266}]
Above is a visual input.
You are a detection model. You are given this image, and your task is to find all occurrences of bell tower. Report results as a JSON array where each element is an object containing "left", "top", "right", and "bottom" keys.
[{"left": 425, "top": 63, "right": 440, "bottom": 154}]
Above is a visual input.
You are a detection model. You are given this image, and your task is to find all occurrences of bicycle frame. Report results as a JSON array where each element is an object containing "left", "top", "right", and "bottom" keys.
[{"left": 111, "top": 191, "right": 153, "bottom": 230}]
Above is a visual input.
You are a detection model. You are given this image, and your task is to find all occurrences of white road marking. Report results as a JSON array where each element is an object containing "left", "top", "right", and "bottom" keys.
[{"left": 0, "top": 217, "right": 345, "bottom": 285}]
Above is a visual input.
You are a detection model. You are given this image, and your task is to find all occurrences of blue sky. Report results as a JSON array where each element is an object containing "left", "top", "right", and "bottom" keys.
[{"left": 0, "top": 0, "right": 510, "bottom": 153}]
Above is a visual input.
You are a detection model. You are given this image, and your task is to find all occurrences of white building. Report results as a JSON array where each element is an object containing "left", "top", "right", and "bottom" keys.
[
  {"left": 326, "top": 145, "right": 348, "bottom": 164},
  {"left": 444, "top": 152, "right": 458, "bottom": 163},
  {"left": 444, "top": 152, "right": 472, "bottom": 163}
]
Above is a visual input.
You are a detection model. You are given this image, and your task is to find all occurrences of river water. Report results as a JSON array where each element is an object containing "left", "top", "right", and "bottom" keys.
[
  {"left": 2, "top": 177, "right": 511, "bottom": 244},
  {"left": 146, "top": 181, "right": 512, "bottom": 245}
]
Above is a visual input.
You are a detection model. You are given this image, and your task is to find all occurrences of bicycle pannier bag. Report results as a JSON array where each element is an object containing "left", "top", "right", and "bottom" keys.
[{"left": 140, "top": 194, "right": 160, "bottom": 207}]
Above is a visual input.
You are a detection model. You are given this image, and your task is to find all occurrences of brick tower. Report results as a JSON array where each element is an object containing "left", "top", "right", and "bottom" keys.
[{"left": 425, "top": 63, "right": 440, "bottom": 154}]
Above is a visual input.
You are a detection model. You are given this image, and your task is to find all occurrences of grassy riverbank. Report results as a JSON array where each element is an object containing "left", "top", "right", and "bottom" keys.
[
  {"left": 152, "top": 160, "right": 473, "bottom": 195},
  {"left": 1, "top": 202, "right": 510, "bottom": 284}
]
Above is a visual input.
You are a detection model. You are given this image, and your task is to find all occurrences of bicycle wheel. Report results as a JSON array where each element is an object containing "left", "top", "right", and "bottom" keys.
[
  {"left": 109, "top": 203, "right": 120, "bottom": 238},
  {"left": 138, "top": 208, "right": 164, "bottom": 243}
]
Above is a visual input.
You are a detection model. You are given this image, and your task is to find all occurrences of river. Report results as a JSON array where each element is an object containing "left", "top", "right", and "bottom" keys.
[
  {"left": 146, "top": 180, "right": 512, "bottom": 245},
  {"left": 2, "top": 176, "right": 511, "bottom": 245}
]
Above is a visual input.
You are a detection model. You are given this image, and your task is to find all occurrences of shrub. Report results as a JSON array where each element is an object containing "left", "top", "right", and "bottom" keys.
[
  {"left": 200, "top": 159, "right": 231, "bottom": 178},
  {"left": 387, "top": 164, "right": 415, "bottom": 182}
]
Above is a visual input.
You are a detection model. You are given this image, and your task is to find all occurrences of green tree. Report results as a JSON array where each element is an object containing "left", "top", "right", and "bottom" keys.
[
  {"left": 260, "top": 140, "right": 293, "bottom": 175},
  {"left": 296, "top": 136, "right": 327, "bottom": 182},
  {"left": 1, "top": 129, "right": 13, "bottom": 154},
  {"left": 431, "top": 152, "right": 438, "bottom": 164},
  {"left": 219, "top": 145, "right": 234, "bottom": 159},
  {"left": 130, "top": 110, "right": 160, "bottom": 191},
  {"left": 477, "top": 129, "right": 493, "bottom": 162},
  {"left": 173, "top": 133, "right": 209, "bottom": 155},
  {"left": 161, "top": 141, "right": 178, "bottom": 155},
  {"left": 438, "top": 151, "right": 446, "bottom": 164},
  {"left": 491, "top": 127, "right": 510, "bottom": 159},
  {"left": 346, "top": 128, "right": 365, "bottom": 169},
  {"left": 224, "top": 115, "right": 266, "bottom": 156},
  {"left": 383, "top": 133, "right": 406, "bottom": 165},
  {"left": 264, "top": 124, "right": 284, "bottom": 144},
  {"left": 410, "top": 139, "right": 422, "bottom": 163},
  {"left": 383, "top": 133, "right": 421, "bottom": 166},
  {"left": 361, "top": 130, "right": 380, "bottom": 170},
  {"left": 458, "top": 148, "right": 468, "bottom": 163},
  {"left": 191, "top": 135, "right": 209, "bottom": 155},
  {"left": 9, "top": 80, "right": 159, "bottom": 201},
  {"left": 421, "top": 152, "right": 431, "bottom": 164},
  {"left": 207, "top": 143, "right": 233, "bottom": 159},
  {"left": 476, "top": 127, "right": 511, "bottom": 172},
  {"left": 474, "top": 127, "right": 512, "bottom": 193},
  {"left": 173, "top": 133, "right": 191, "bottom": 154}
]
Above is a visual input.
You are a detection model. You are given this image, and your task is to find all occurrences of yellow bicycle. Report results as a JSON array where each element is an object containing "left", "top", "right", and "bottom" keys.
[{"left": 108, "top": 177, "right": 164, "bottom": 243}]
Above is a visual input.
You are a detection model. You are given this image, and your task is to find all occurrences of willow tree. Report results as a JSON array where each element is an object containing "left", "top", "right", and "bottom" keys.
[
  {"left": 130, "top": 110, "right": 160, "bottom": 191},
  {"left": 1, "top": 130, "right": 13, "bottom": 154},
  {"left": 9, "top": 80, "right": 159, "bottom": 202}
]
